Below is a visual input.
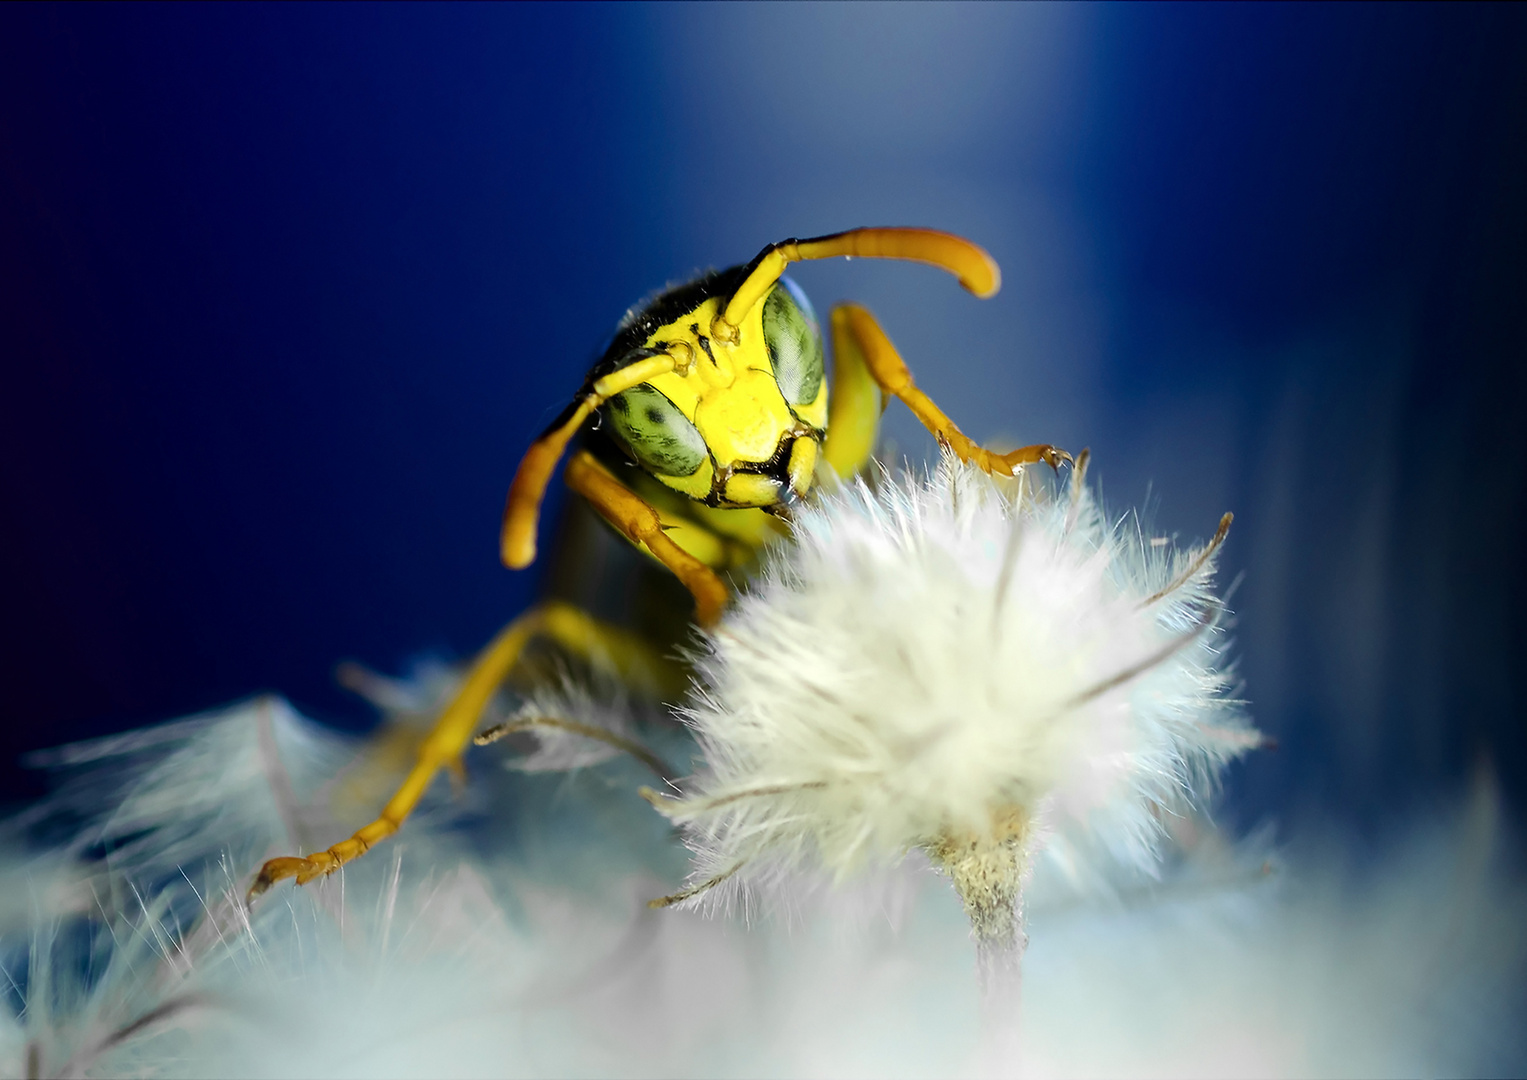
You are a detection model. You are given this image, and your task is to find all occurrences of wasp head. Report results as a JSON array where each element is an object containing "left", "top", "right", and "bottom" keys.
[{"left": 597, "top": 274, "right": 827, "bottom": 510}]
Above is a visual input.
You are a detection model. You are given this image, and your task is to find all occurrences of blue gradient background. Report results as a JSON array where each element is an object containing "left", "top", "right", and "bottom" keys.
[{"left": 2, "top": 4, "right": 1524, "bottom": 840}]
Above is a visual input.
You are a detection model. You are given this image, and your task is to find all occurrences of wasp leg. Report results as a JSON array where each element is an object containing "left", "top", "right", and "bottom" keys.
[
  {"left": 247, "top": 600, "right": 673, "bottom": 901},
  {"left": 831, "top": 304, "right": 1069, "bottom": 478},
  {"left": 997, "top": 443, "right": 1071, "bottom": 470},
  {"left": 821, "top": 302, "right": 884, "bottom": 479},
  {"left": 564, "top": 450, "right": 730, "bottom": 628}
]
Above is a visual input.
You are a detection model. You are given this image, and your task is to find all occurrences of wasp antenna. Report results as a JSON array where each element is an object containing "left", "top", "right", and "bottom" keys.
[
  {"left": 500, "top": 353, "right": 680, "bottom": 569},
  {"left": 712, "top": 227, "right": 1001, "bottom": 344},
  {"left": 501, "top": 402, "right": 591, "bottom": 568}
]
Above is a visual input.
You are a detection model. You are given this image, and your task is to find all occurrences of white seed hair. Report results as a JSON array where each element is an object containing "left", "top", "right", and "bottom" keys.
[
  {"left": 7, "top": 700, "right": 1518, "bottom": 1078},
  {"left": 654, "top": 454, "right": 1261, "bottom": 903},
  {"left": 493, "top": 678, "right": 629, "bottom": 773}
]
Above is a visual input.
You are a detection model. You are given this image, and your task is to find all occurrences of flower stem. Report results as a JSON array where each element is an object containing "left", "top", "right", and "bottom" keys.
[
  {"left": 954, "top": 845, "right": 1026, "bottom": 993},
  {"left": 928, "top": 814, "right": 1031, "bottom": 1075}
]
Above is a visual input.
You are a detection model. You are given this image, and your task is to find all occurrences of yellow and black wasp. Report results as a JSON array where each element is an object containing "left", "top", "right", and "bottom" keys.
[{"left": 250, "top": 227, "right": 1067, "bottom": 898}]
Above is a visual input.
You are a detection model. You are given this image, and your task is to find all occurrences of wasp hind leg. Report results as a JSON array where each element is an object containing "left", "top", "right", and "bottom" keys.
[
  {"left": 247, "top": 599, "right": 678, "bottom": 901},
  {"left": 829, "top": 304, "right": 1069, "bottom": 477}
]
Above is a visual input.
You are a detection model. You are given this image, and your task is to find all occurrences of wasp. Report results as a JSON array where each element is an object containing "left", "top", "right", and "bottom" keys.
[{"left": 249, "top": 227, "right": 1068, "bottom": 899}]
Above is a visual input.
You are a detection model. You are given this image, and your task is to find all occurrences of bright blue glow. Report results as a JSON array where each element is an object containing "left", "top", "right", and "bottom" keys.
[{"left": 1, "top": 4, "right": 1523, "bottom": 833}]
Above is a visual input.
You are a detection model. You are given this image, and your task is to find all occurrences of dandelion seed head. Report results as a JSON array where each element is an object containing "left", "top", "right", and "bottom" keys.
[{"left": 661, "top": 455, "right": 1260, "bottom": 897}]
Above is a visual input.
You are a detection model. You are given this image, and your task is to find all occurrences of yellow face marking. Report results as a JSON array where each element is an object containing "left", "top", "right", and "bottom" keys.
[
  {"left": 652, "top": 455, "right": 714, "bottom": 501},
  {"left": 639, "top": 294, "right": 808, "bottom": 470},
  {"left": 791, "top": 366, "right": 828, "bottom": 431},
  {"left": 787, "top": 435, "right": 817, "bottom": 497},
  {"left": 639, "top": 296, "right": 734, "bottom": 422},
  {"left": 723, "top": 472, "right": 783, "bottom": 508},
  {"left": 694, "top": 367, "right": 796, "bottom": 465}
]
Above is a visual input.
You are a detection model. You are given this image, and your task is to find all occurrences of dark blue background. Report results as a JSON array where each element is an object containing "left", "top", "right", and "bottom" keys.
[{"left": 3, "top": 4, "right": 1524, "bottom": 838}]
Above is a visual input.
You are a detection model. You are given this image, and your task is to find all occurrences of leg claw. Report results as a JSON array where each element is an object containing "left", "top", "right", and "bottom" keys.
[
  {"left": 247, "top": 855, "right": 319, "bottom": 902},
  {"left": 999, "top": 443, "right": 1072, "bottom": 472}
]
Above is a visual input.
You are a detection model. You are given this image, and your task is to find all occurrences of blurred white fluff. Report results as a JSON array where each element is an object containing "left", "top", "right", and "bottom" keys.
[
  {"left": 2, "top": 699, "right": 1523, "bottom": 1078},
  {"left": 650, "top": 455, "right": 1261, "bottom": 900},
  {"left": 0, "top": 699, "right": 358, "bottom": 1079},
  {"left": 9, "top": 696, "right": 353, "bottom": 918}
]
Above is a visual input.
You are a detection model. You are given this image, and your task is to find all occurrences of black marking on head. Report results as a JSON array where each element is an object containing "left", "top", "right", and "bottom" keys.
[
  {"left": 703, "top": 424, "right": 819, "bottom": 508},
  {"left": 553, "top": 263, "right": 750, "bottom": 450},
  {"left": 592, "top": 266, "right": 748, "bottom": 385}
]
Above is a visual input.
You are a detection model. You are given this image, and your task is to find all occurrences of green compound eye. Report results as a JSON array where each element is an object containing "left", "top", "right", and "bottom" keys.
[
  {"left": 604, "top": 383, "right": 709, "bottom": 476},
  {"left": 762, "top": 277, "right": 824, "bottom": 408}
]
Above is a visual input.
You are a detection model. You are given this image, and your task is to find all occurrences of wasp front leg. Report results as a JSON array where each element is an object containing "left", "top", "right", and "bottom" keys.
[
  {"left": 564, "top": 450, "right": 731, "bottom": 628},
  {"left": 829, "top": 304, "right": 1069, "bottom": 477}
]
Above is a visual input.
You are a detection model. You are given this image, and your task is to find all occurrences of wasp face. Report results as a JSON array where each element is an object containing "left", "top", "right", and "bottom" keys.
[{"left": 597, "top": 275, "right": 827, "bottom": 510}]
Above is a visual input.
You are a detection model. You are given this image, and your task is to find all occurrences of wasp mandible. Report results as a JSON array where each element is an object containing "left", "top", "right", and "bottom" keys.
[{"left": 250, "top": 227, "right": 1068, "bottom": 899}]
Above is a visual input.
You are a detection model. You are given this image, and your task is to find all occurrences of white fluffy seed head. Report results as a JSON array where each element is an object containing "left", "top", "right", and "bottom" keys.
[{"left": 660, "top": 455, "right": 1261, "bottom": 899}]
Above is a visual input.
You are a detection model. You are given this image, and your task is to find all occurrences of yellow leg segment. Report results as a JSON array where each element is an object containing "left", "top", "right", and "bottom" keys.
[
  {"left": 565, "top": 450, "right": 731, "bottom": 628},
  {"left": 822, "top": 305, "right": 884, "bottom": 479},
  {"left": 247, "top": 600, "right": 670, "bottom": 901},
  {"left": 833, "top": 304, "right": 1070, "bottom": 476}
]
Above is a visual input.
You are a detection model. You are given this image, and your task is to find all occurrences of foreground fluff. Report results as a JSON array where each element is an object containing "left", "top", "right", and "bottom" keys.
[
  {"left": 646, "top": 455, "right": 1261, "bottom": 987},
  {"left": 5, "top": 702, "right": 1525, "bottom": 1077}
]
